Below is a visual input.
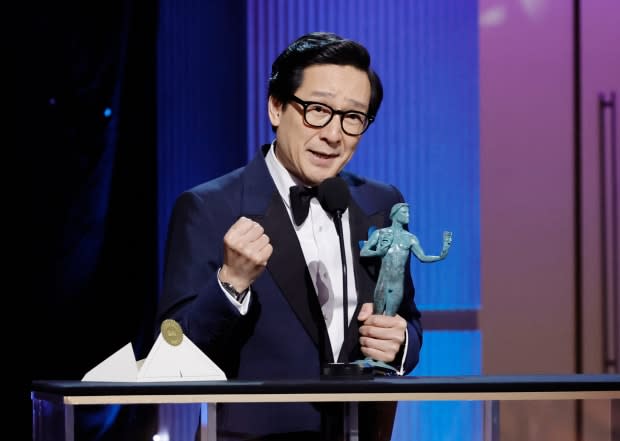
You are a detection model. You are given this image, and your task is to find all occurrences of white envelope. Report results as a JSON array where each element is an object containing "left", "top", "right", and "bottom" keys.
[{"left": 82, "top": 333, "right": 226, "bottom": 382}]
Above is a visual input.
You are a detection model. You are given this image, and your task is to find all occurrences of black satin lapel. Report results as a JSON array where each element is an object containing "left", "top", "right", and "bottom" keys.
[
  {"left": 339, "top": 200, "right": 386, "bottom": 363},
  {"left": 253, "top": 192, "right": 334, "bottom": 364}
]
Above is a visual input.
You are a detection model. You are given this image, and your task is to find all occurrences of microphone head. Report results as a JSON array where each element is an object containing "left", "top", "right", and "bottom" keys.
[{"left": 317, "top": 176, "right": 350, "bottom": 214}]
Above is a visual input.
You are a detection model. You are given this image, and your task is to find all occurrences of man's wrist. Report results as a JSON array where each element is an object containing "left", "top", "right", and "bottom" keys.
[
  {"left": 220, "top": 280, "right": 249, "bottom": 303},
  {"left": 217, "top": 267, "right": 250, "bottom": 303}
]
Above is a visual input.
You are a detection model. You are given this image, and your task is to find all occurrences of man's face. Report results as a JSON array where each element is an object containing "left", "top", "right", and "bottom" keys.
[{"left": 268, "top": 64, "right": 371, "bottom": 186}]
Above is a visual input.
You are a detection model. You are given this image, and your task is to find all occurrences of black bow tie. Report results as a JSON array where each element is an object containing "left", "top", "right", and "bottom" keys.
[{"left": 289, "top": 185, "right": 319, "bottom": 226}]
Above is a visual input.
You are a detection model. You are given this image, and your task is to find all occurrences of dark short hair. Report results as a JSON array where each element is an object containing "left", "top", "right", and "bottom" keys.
[{"left": 268, "top": 32, "right": 383, "bottom": 119}]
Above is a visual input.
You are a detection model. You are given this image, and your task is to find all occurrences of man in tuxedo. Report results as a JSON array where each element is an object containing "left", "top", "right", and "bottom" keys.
[{"left": 156, "top": 31, "right": 423, "bottom": 441}]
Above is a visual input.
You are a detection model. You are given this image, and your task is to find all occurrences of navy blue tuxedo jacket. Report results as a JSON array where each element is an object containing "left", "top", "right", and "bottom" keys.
[{"left": 157, "top": 145, "right": 422, "bottom": 440}]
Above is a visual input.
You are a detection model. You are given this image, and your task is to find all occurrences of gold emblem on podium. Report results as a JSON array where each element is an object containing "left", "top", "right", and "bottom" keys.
[{"left": 161, "top": 319, "right": 183, "bottom": 346}]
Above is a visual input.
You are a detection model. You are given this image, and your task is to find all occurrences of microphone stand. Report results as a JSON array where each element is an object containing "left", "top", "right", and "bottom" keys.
[
  {"left": 334, "top": 210, "right": 349, "bottom": 356},
  {"left": 315, "top": 177, "right": 372, "bottom": 380},
  {"left": 321, "top": 209, "right": 372, "bottom": 380},
  {"left": 322, "top": 210, "right": 368, "bottom": 441},
  {"left": 316, "top": 177, "right": 371, "bottom": 441}
]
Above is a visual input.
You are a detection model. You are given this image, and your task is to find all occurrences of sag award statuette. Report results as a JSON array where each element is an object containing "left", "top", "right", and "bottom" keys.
[
  {"left": 355, "top": 202, "right": 452, "bottom": 375},
  {"left": 161, "top": 319, "right": 184, "bottom": 346}
]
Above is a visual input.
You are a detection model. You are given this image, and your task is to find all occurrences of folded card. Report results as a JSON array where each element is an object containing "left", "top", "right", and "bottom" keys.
[{"left": 82, "top": 322, "right": 226, "bottom": 382}]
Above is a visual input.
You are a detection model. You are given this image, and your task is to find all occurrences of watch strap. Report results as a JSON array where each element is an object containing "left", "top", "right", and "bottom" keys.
[{"left": 221, "top": 281, "right": 249, "bottom": 303}]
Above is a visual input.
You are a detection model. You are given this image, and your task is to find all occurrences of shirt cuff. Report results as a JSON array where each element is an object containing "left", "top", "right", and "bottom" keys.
[
  {"left": 216, "top": 268, "right": 251, "bottom": 315},
  {"left": 397, "top": 327, "right": 409, "bottom": 376}
]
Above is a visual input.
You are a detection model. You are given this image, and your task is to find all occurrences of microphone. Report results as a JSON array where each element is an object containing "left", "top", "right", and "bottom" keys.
[
  {"left": 317, "top": 176, "right": 350, "bottom": 218},
  {"left": 318, "top": 177, "right": 368, "bottom": 378},
  {"left": 317, "top": 176, "right": 350, "bottom": 251}
]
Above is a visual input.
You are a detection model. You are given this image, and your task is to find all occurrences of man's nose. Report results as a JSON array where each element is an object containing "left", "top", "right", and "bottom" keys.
[{"left": 319, "top": 115, "right": 343, "bottom": 144}]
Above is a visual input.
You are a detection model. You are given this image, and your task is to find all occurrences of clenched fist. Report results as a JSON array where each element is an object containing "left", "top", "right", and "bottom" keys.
[{"left": 219, "top": 217, "right": 273, "bottom": 292}]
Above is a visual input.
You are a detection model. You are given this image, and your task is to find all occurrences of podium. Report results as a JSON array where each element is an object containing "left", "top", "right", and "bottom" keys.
[{"left": 32, "top": 374, "right": 620, "bottom": 441}]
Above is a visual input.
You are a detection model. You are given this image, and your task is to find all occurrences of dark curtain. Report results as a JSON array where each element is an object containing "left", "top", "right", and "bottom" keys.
[{"left": 23, "top": 1, "right": 158, "bottom": 439}]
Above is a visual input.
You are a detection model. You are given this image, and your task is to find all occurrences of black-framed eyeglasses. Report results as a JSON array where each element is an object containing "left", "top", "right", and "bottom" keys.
[{"left": 289, "top": 95, "right": 374, "bottom": 136}]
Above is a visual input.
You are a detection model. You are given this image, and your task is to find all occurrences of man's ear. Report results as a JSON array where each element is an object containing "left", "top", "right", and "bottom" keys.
[{"left": 268, "top": 96, "right": 283, "bottom": 127}]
